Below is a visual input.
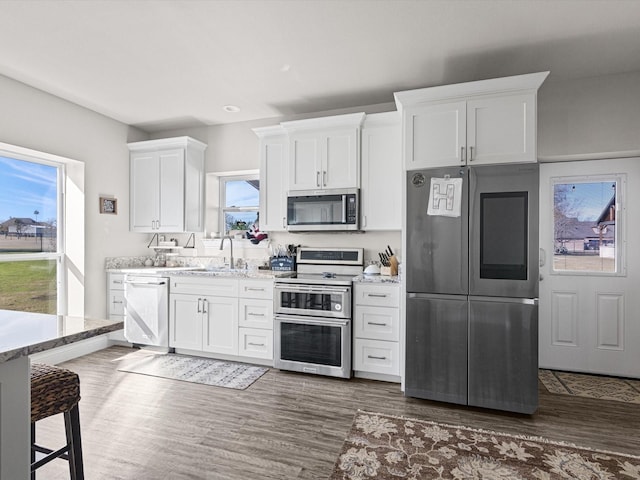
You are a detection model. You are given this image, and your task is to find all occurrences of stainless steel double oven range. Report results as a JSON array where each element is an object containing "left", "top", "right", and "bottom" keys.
[{"left": 274, "top": 247, "right": 364, "bottom": 379}]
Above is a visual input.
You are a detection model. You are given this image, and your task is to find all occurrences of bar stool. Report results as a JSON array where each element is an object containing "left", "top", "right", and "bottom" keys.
[{"left": 30, "top": 363, "right": 84, "bottom": 480}]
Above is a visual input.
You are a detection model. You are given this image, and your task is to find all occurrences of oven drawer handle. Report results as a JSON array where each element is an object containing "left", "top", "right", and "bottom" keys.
[
  {"left": 275, "top": 285, "right": 350, "bottom": 294},
  {"left": 275, "top": 315, "right": 349, "bottom": 327}
]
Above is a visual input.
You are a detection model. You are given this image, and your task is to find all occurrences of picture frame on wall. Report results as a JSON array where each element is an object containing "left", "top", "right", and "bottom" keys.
[{"left": 99, "top": 196, "right": 117, "bottom": 214}]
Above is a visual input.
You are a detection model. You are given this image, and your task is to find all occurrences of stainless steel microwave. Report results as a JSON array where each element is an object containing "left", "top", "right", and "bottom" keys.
[{"left": 286, "top": 188, "right": 359, "bottom": 231}]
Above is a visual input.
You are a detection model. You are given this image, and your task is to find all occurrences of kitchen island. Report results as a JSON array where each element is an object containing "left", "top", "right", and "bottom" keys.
[{"left": 0, "top": 311, "right": 123, "bottom": 479}]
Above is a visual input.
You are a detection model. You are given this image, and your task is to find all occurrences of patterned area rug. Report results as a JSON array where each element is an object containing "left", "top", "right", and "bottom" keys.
[
  {"left": 329, "top": 411, "right": 640, "bottom": 480},
  {"left": 539, "top": 369, "right": 640, "bottom": 404},
  {"left": 118, "top": 353, "right": 268, "bottom": 390}
]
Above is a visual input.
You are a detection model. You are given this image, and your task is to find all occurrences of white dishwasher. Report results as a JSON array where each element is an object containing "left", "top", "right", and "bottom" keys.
[{"left": 124, "top": 274, "right": 169, "bottom": 347}]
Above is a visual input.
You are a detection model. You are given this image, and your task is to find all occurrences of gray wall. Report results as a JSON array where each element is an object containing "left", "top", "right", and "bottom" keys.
[{"left": 0, "top": 74, "right": 149, "bottom": 319}]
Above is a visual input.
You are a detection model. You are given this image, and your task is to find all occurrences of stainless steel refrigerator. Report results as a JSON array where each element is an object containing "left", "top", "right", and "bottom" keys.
[{"left": 405, "top": 163, "right": 539, "bottom": 414}]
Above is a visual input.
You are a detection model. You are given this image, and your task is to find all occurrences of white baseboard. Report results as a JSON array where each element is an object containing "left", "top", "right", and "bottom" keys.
[{"left": 29, "top": 334, "right": 131, "bottom": 365}]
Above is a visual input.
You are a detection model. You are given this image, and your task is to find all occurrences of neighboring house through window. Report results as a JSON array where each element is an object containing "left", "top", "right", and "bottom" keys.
[
  {"left": 220, "top": 174, "right": 260, "bottom": 235},
  {"left": 0, "top": 142, "right": 84, "bottom": 316}
]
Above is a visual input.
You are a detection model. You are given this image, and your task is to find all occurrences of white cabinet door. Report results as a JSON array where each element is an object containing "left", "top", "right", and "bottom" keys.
[
  {"left": 361, "top": 113, "right": 401, "bottom": 230},
  {"left": 467, "top": 93, "right": 536, "bottom": 165},
  {"left": 323, "top": 128, "right": 359, "bottom": 189},
  {"left": 169, "top": 293, "right": 203, "bottom": 350},
  {"left": 157, "top": 149, "right": 185, "bottom": 232},
  {"left": 354, "top": 338, "right": 400, "bottom": 376},
  {"left": 129, "top": 137, "right": 206, "bottom": 233},
  {"left": 130, "top": 152, "right": 160, "bottom": 231},
  {"left": 289, "top": 133, "right": 322, "bottom": 190},
  {"left": 238, "top": 299, "right": 273, "bottom": 329},
  {"left": 238, "top": 327, "right": 273, "bottom": 360},
  {"left": 202, "top": 295, "right": 238, "bottom": 355},
  {"left": 289, "top": 130, "right": 360, "bottom": 191},
  {"left": 256, "top": 127, "right": 287, "bottom": 232},
  {"left": 354, "top": 305, "right": 399, "bottom": 342},
  {"left": 404, "top": 101, "right": 466, "bottom": 169}
]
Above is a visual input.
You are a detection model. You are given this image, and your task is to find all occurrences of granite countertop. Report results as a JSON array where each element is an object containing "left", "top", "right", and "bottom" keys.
[
  {"left": 0, "top": 311, "right": 123, "bottom": 363},
  {"left": 353, "top": 274, "right": 401, "bottom": 284},
  {"left": 169, "top": 269, "right": 294, "bottom": 279}
]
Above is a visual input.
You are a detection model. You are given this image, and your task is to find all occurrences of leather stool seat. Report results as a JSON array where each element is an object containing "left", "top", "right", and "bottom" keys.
[{"left": 30, "top": 363, "right": 84, "bottom": 479}]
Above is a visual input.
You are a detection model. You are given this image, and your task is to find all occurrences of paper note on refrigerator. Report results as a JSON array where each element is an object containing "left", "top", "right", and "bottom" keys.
[{"left": 427, "top": 177, "right": 462, "bottom": 217}]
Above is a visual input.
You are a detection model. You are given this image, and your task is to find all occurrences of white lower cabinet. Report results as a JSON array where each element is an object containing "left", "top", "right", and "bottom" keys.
[
  {"left": 107, "top": 273, "right": 125, "bottom": 320},
  {"left": 169, "top": 276, "right": 274, "bottom": 363},
  {"left": 353, "top": 283, "right": 400, "bottom": 380},
  {"left": 237, "top": 279, "right": 274, "bottom": 360}
]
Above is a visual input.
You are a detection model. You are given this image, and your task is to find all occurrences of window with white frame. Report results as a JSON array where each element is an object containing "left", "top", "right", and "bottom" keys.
[
  {"left": 0, "top": 153, "right": 63, "bottom": 314},
  {"left": 220, "top": 174, "right": 260, "bottom": 235}
]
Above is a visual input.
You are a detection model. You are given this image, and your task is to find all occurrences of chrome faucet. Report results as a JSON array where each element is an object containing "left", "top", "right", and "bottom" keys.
[{"left": 219, "top": 235, "right": 234, "bottom": 269}]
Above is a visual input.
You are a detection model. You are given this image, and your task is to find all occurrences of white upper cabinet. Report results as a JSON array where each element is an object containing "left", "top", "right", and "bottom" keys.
[
  {"left": 128, "top": 137, "right": 206, "bottom": 233},
  {"left": 282, "top": 112, "right": 365, "bottom": 191},
  {"left": 360, "top": 112, "right": 402, "bottom": 230},
  {"left": 253, "top": 125, "right": 287, "bottom": 232},
  {"left": 395, "top": 72, "right": 549, "bottom": 170}
]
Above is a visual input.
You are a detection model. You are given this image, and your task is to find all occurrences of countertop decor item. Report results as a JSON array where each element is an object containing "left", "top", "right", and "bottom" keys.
[
  {"left": 118, "top": 353, "right": 268, "bottom": 390},
  {"left": 329, "top": 410, "right": 640, "bottom": 480}
]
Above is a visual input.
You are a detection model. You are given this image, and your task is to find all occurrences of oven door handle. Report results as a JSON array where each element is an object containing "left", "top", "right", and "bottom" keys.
[
  {"left": 274, "top": 284, "right": 350, "bottom": 294},
  {"left": 275, "top": 314, "right": 349, "bottom": 327}
]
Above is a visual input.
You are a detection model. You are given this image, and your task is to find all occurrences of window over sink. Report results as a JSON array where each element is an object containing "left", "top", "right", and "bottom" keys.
[{"left": 220, "top": 174, "right": 260, "bottom": 236}]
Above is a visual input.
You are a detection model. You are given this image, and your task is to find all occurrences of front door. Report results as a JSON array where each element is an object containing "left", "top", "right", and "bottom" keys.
[{"left": 539, "top": 158, "right": 640, "bottom": 378}]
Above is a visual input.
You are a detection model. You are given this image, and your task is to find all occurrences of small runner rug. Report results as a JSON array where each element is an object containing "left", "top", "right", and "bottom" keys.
[
  {"left": 118, "top": 353, "right": 268, "bottom": 390},
  {"left": 539, "top": 369, "right": 640, "bottom": 404},
  {"left": 329, "top": 410, "right": 640, "bottom": 479}
]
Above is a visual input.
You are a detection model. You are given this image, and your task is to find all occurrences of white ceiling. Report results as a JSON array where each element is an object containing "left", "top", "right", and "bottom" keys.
[{"left": 2, "top": 0, "right": 640, "bottom": 133}]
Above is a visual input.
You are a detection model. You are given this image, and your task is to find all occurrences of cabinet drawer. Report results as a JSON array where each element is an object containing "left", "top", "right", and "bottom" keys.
[
  {"left": 354, "top": 305, "right": 399, "bottom": 341},
  {"left": 354, "top": 339, "right": 399, "bottom": 376},
  {"left": 108, "top": 292, "right": 125, "bottom": 317},
  {"left": 239, "top": 299, "right": 273, "bottom": 329},
  {"left": 354, "top": 283, "right": 399, "bottom": 307},
  {"left": 170, "top": 276, "right": 239, "bottom": 297},
  {"left": 238, "top": 279, "right": 273, "bottom": 300},
  {"left": 109, "top": 273, "right": 125, "bottom": 291},
  {"left": 238, "top": 327, "right": 273, "bottom": 360}
]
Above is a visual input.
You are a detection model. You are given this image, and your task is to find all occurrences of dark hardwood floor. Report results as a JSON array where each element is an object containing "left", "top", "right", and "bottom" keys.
[{"left": 34, "top": 346, "right": 640, "bottom": 479}]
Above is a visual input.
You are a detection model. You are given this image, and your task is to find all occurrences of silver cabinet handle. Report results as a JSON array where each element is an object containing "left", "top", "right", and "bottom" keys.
[
  {"left": 367, "top": 321, "right": 387, "bottom": 326},
  {"left": 282, "top": 217, "right": 287, "bottom": 228},
  {"left": 323, "top": 170, "right": 327, "bottom": 187},
  {"left": 113, "top": 280, "right": 123, "bottom": 284},
  {"left": 197, "top": 298, "right": 202, "bottom": 313},
  {"left": 203, "top": 299, "right": 208, "bottom": 314},
  {"left": 246, "top": 287, "right": 265, "bottom": 292},
  {"left": 113, "top": 300, "right": 123, "bottom": 305},
  {"left": 248, "top": 342, "right": 265, "bottom": 347},
  {"left": 248, "top": 312, "right": 266, "bottom": 317},
  {"left": 367, "top": 293, "right": 388, "bottom": 298},
  {"left": 469, "top": 145, "right": 474, "bottom": 161},
  {"left": 461, "top": 146, "right": 466, "bottom": 163},
  {"left": 367, "top": 355, "right": 387, "bottom": 360},
  {"left": 316, "top": 171, "right": 321, "bottom": 187}
]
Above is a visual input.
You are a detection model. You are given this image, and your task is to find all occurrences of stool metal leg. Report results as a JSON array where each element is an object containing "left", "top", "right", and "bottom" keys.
[
  {"left": 31, "top": 423, "right": 36, "bottom": 480},
  {"left": 64, "top": 404, "right": 84, "bottom": 480}
]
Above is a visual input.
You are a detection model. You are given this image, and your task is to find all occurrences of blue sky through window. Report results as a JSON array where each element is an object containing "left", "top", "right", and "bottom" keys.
[{"left": 0, "top": 156, "right": 58, "bottom": 223}]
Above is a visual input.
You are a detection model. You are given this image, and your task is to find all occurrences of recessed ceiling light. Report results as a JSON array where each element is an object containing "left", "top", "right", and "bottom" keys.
[{"left": 223, "top": 105, "right": 240, "bottom": 113}]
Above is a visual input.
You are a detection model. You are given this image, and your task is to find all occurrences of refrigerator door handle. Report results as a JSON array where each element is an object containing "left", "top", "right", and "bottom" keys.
[{"left": 469, "top": 295, "right": 538, "bottom": 305}]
